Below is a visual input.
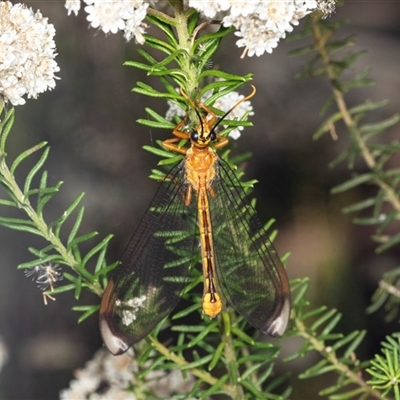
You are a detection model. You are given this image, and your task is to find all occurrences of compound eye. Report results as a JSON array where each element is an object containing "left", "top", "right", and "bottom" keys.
[
  {"left": 209, "top": 131, "right": 216, "bottom": 141},
  {"left": 191, "top": 131, "right": 199, "bottom": 142}
]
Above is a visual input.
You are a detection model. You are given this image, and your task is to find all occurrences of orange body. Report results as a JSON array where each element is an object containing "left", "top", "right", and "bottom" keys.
[{"left": 163, "top": 101, "right": 229, "bottom": 318}]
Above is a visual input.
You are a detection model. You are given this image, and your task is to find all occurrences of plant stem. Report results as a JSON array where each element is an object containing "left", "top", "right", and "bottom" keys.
[
  {"left": 0, "top": 148, "right": 102, "bottom": 296},
  {"left": 149, "top": 335, "right": 240, "bottom": 398},
  {"left": 172, "top": 2, "right": 199, "bottom": 98},
  {"left": 312, "top": 15, "right": 400, "bottom": 216},
  {"left": 222, "top": 311, "right": 246, "bottom": 399},
  {"left": 294, "top": 313, "right": 387, "bottom": 400}
]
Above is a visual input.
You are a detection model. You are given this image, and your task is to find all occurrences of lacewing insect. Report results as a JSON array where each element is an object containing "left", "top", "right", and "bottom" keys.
[{"left": 100, "top": 86, "right": 291, "bottom": 355}]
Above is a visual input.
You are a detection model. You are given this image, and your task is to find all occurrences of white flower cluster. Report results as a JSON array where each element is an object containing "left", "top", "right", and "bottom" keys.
[
  {"left": 188, "top": 0, "right": 333, "bottom": 57},
  {"left": 0, "top": 2, "right": 59, "bottom": 106},
  {"left": 214, "top": 91, "right": 254, "bottom": 139},
  {"left": 65, "top": 1, "right": 334, "bottom": 56},
  {"left": 60, "top": 349, "right": 137, "bottom": 400},
  {"left": 60, "top": 348, "right": 196, "bottom": 399},
  {"left": 166, "top": 89, "right": 254, "bottom": 140},
  {"left": 65, "top": 0, "right": 149, "bottom": 44}
]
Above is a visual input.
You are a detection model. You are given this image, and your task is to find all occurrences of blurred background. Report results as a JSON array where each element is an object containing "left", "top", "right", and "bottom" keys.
[{"left": 1, "top": 1, "right": 400, "bottom": 398}]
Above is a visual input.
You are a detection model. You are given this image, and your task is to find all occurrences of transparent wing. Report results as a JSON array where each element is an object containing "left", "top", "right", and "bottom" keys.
[
  {"left": 99, "top": 161, "right": 198, "bottom": 355},
  {"left": 211, "top": 158, "right": 291, "bottom": 337}
]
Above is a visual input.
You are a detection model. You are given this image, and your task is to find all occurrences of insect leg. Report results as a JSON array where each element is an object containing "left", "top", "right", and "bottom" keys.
[
  {"left": 214, "top": 135, "right": 229, "bottom": 150},
  {"left": 162, "top": 137, "right": 188, "bottom": 155},
  {"left": 172, "top": 116, "right": 191, "bottom": 140}
]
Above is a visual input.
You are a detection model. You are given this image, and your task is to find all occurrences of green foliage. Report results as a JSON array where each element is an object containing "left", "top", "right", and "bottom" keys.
[
  {"left": 136, "top": 286, "right": 292, "bottom": 400},
  {"left": 2, "top": 1, "right": 400, "bottom": 399},
  {"left": 367, "top": 267, "right": 400, "bottom": 322},
  {"left": 290, "top": 9, "right": 400, "bottom": 330},
  {"left": 367, "top": 333, "right": 400, "bottom": 400},
  {"left": 290, "top": 13, "right": 400, "bottom": 250},
  {"left": 0, "top": 102, "right": 115, "bottom": 318},
  {"left": 287, "top": 279, "right": 378, "bottom": 400},
  {"left": 126, "top": 10, "right": 253, "bottom": 139}
]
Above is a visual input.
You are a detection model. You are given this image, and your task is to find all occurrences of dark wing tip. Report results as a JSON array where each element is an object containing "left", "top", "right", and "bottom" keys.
[
  {"left": 99, "top": 313, "right": 135, "bottom": 356},
  {"left": 262, "top": 294, "right": 291, "bottom": 337}
]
